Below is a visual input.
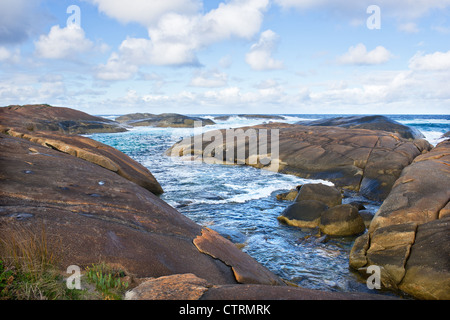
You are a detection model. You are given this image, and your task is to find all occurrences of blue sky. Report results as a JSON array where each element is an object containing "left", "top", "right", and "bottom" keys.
[{"left": 1, "top": 0, "right": 450, "bottom": 115}]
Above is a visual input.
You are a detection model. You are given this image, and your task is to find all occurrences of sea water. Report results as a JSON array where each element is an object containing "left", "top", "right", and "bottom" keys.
[{"left": 88, "top": 114, "right": 449, "bottom": 296}]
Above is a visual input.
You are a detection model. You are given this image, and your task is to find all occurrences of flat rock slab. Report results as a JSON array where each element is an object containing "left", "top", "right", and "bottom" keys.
[
  {"left": 0, "top": 104, "right": 126, "bottom": 134},
  {"left": 193, "top": 228, "right": 284, "bottom": 286},
  {"left": 116, "top": 113, "right": 215, "bottom": 127},
  {"left": 167, "top": 123, "right": 430, "bottom": 201},
  {"left": 2, "top": 127, "right": 163, "bottom": 195}
]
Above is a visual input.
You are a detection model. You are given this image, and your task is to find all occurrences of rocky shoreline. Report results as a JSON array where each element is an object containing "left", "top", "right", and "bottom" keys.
[
  {"left": 168, "top": 114, "right": 449, "bottom": 299},
  {"left": 1, "top": 104, "right": 448, "bottom": 300}
]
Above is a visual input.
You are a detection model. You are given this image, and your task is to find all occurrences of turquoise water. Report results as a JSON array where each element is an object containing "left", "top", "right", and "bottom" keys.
[{"left": 89, "top": 114, "right": 448, "bottom": 295}]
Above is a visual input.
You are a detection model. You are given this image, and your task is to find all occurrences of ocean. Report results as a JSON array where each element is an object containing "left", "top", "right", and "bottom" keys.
[{"left": 88, "top": 114, "right": 449, "bottom": 297}]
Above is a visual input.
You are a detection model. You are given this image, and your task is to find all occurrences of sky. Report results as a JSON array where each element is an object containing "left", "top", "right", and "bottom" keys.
[{"left": 0, "top": 0, "right": 450, "bottom": 115}]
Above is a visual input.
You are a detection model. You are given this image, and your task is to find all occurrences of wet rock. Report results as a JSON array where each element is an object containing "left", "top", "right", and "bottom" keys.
[
  {"left": 348, "top": 201, "right": 367, "bottom": 211},
  {"left": 358, "top": 210, "right": 375, "bottom": 228},
  {"left": 294, "top": 183, "right": 342, "bottom": 208},
  {"left": 277, "top": 200, "right": 329, "bottom": 229},
  {"left": 276, "top": 188, "right": 299, "bottom": 201},
  {"left": 193, "top": 228, "right": 284, "bottom": 285},
  {"left": 319, "top": 204, "right": 366, "bottom": 236}
]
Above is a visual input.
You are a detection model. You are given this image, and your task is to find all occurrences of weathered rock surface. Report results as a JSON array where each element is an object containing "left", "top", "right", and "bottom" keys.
[
  {"left": 116, "top": 113, "right": 215, "bottom": 127},
  {"left": 1, "top": 127, "right": 163, "bottom": 195},
  {"left": 167, "top": 123, "right": 431, "bottom": 201},
  {"left": 276, "top": 188, "right": 300, "bottom": 201},
  {"left": 0, "top": 104, "right": 126, "bottom": 134},
  {"left": 296, "top": 115, "right": 424, "bottom": 140},
  {"left": 277, "top": 200, "right": 329, "bottom": 229},
  {"left": 369, "top": 140, "right": 450, "bottom": 230},
  {"left": 349, "top": 140, "right": 450, "bottom": 299},
  {"left": 125, "top": 273, "right": 396, "bottom": 300},
  {"left": 124, "top": 273, "right": 210, "bottom": 300},
  {"left": 294, "top": 183, "right": 342, "bottom": 207},
  {"left": 319, "top": 204, "right": 366, "bottom": 236},
  {"left": 0, "top": 133, "right": 284, "bottom": 286},
  {"left": 278, "top": 184, "right": 365, "bottom": 236}
]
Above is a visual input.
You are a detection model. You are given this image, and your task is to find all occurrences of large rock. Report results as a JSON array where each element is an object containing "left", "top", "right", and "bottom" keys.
[
  {"left": 167, "top": 123, "right": 431, "bottom": 201},
  {"left": 278, "top": 201, "right": 366, "bottom": 236},
  {"left": 349, "top": 140, "right": 450, "bottom": 299},
  {"left": 277, "top": 200, "right": 329, "bottom": 228},
  {"left": 0, "top": 104, "right": 126, "bottom": 134},
  {"left": 116, "top": 113, "right": 215, "bottom": 127},
  {"left": 296, "top": 115, "right": 424, "bottom": 140},
  {"left": 369, "top": 140, "right": 450, "bottom": 230},
  {"left": 294, "top": 183, "right": 342, "bottom": 207},
  {"left": 319, "top": 204, "right": 366, "bottom": 236},
  {"left": 0, "top": 133, "right": 284, "bottom": 286},
  {"left": 1, "top": 127, "right": 163, "bottom": 195},
  {"left": 125, "top": 273, "right": 396, "bottom": 300}
]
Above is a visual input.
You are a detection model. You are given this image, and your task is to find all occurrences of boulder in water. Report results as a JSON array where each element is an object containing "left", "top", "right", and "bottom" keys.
[
  {"left": 319, "top": 204, "right": 366, "bottom": 236},
  {"left": 294, "top": 183, "right": 342, "bottom": 208}
]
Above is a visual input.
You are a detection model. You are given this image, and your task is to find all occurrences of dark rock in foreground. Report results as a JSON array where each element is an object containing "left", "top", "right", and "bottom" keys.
[
  {"left": 296, "top": 115, "right": 424, "bottom": 140},
  {"left": 350, "top": 140, "right": 450, "bottom": 300},
  {"left": 125, "top": 273, "right": 396, "bottom": 300},
  {"left": 1, "top": 127, "right": 164, "bottom": 195},
  {"left": 0, "top": 133, "right": 283, "bottom": 286},
  {"left": 277, "top": 199, "right": 328, "bottom": 228},
  {"left": 0, "top": 104, "right": 126, "bottom": 134},
  {"left": 294, "top": 183, "right": 342, "bottom": 207},
  {"left": 116, "top": 113, "right": 215, "bottom": 127}
]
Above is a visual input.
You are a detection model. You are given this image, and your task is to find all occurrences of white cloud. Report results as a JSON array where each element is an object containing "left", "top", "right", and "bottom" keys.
[
  {"left": 88, "top": 0, "right": 201, "bottom": 27},
  {"left": 398, "top": 22, "right": 419, "bottom": 33},
  {"left": 245, "top": 30, "right": 284, "bottom": 70},
  {"left": 274, "top": 0, "right": 450, "bottom": 20},
  {"left": 337, "top": 43, "right": 392, "bottom": 65},
  {"left": 35, "top": 25, "right": 94, "bottom": 59},
  {"left": 189, "top": 70, "right": 228, "bottom": 88},
  {"left": 219, "top": 55, "right": 232, "bottom": 68},
  {"left": 0, "top": 46, "right": 20, "bottom": 63},
  {"left": 95, "top": 52, "right": 139, "bottom": 81},
  {"left": 0, "top": 74, "right": 67, "bottom": 105},
  {"left": 96, "top": 0, "right": 269, "bottom": 77},
  {"left": 409, "top": 50, "right": 450, "bottom": 71}
]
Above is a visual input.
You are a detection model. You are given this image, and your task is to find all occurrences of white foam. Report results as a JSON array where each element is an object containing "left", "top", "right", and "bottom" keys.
[
  {"left": 423, "top": 131, "right": 448, "bottom": 146},
  {"left": 397, "top": 119, "right": 450, "bottom": 125}
]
